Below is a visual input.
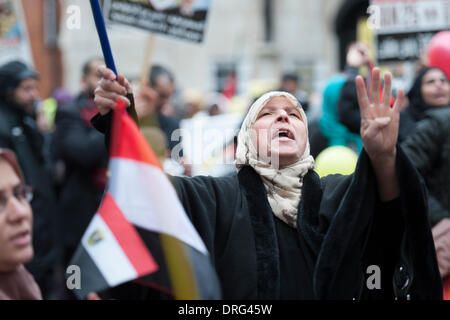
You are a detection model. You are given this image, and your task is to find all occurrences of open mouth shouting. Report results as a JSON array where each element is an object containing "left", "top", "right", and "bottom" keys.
[{"left": 273, "top": 128, "right": 295, "bottom": 142}]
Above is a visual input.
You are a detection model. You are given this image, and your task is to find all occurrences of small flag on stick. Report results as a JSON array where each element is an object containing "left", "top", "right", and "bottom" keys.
[{"left": 69, "top": 101, "right": 221, "bottom": 299}]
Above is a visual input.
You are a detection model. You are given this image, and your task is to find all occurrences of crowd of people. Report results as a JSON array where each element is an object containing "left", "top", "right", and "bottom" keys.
[{"left": 0, "top": 33, "right": 449, "bottom": 300}]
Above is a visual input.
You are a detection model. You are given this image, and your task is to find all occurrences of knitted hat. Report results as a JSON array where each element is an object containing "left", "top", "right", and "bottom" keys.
[{"left": 0, "top": 61, "right": 38, "bottom": 98}]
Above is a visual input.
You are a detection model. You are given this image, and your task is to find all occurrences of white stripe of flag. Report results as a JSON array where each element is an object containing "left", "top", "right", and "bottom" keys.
[{"left": 108, "top": 157, "right": 208, "bottom": 255}]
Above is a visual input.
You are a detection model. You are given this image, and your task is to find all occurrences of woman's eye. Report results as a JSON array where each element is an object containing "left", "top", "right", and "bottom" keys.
[{"left": 290, "top": 113, "right": 300, "bottom": 118}]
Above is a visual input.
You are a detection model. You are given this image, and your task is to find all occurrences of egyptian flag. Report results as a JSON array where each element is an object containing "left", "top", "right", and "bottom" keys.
[{"left": 69, "top": 101, "right": 221, "bottom": 300}]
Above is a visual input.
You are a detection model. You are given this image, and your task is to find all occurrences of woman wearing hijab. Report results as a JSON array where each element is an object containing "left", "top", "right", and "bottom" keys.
[
  {"left": 398, "top": 67, "right": 450, "bottom": 142},
  {"left": 91, "top": 66, "right": 442, "bottom": 300},
  {"left": 0, "top": 149, "right": 42, "bottom": 300}
]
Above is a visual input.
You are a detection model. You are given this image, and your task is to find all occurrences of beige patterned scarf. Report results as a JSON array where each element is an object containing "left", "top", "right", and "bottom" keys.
[{"left": 235, "top": 91, "right": 315, "bottom": 228}]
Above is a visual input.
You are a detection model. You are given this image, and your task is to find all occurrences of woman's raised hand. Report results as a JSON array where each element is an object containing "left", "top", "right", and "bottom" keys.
[
  {"left": 355, "top": 67, "right": 405, "bottom": 161},
  {"left": 94, "top": 66, "right": 132, "bottom": 115}
]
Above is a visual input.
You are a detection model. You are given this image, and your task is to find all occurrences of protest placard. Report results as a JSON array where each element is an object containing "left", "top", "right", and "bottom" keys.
[
  {"left": 180, "top": 113, "right": 242, "bottom": 177},
  {"left": 103, "top": 0, "right": 212, "bottom": 43},
  {"left": 0, "top": 0, "right": 33, "bottom": 65},
  {"left": 370, "top": 0, "right": 450, "bottom": 62}
]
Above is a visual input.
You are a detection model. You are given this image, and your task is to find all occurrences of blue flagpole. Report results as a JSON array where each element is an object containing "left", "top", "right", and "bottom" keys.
[
  {"left": 89, "top": 0, "right": 140, "bottom": 125},
  {"left": 89, "top": 0, "right": 118, "bottom": 76}
]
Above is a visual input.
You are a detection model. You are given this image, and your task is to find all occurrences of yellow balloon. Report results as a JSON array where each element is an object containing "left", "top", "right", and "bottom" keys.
[{"left": 314, "top": 146, "right": 358, "bottom": 178}]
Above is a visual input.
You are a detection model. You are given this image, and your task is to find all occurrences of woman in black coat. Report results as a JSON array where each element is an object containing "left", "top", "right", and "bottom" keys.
[
  {"left": 401, "top": 106, "right": 450, "bottom": 281},
  {"left": 91, "top": 66, "right": 442, "bottom": 300}
]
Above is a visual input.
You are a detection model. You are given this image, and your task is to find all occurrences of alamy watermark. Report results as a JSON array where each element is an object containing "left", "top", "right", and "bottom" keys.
[
  {"left": 367, "top": 5, "right": 381, "bottom": 30},
  {"left": 366, "top": 264, "right": 381, "bottom": 290},
  {"left": 65, "top": 263, "right": 382, "bottom": 292},
  {"left": 66, "top": 265, "right": 81, "bottom": 290},
  {"left": 169, "top": 127, "right": 290, "bottom": 170},
  {"left": 66, "top": 5, "right": 81, "bottom": 30}
]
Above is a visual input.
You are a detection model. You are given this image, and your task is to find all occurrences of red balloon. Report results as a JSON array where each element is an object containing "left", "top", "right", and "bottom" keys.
[{"left": 427, "top": 30, "right": 450, "bottom": 80}]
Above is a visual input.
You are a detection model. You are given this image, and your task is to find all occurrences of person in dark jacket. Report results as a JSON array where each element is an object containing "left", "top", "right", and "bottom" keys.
[
  {"left": 52, "top": 58, "right": 108, "bottom": 285},
  {"left": 91, "top": 66, "right": 442, "bottom": 300},
  {"left": 398, "top": 67, "right": 450, "bottom": 141},
  {"left": 136, "top": 65, "right": 189, "bottom": 174},
  {"left": 0, "top": 61, "right": 58, "bottom": 299},
  {"left": 401, "top": 107, "right": 450, "bottom": 281}
]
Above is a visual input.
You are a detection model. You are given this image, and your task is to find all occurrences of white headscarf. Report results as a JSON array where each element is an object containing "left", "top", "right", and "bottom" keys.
[{"left": 235, "top": 91, "right": 315, "bottom": 228}]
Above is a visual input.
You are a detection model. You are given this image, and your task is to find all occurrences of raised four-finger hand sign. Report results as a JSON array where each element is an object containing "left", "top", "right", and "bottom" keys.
[{"left": 356, "top": 67, "right": 405, "bottom": 161}]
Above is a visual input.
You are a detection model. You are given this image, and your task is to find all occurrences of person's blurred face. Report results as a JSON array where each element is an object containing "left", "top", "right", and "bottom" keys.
[
  {"left": 421, "top": 69, "right": 450, "bottom": 107},
  {"left": 251, "top": 96, "right": 307, "bottom": 168},
  {"left": 153, "top": 75, "right": 175, "bottom": 110},
  {"left": 82, "top": 60, "right": 104, "bottom": 98},
  {"left": 134, "top": 82, "right": 158, "bottom": 119},
  {"left": 0, "top": 159, "right": 33, "bottom": 272},
  {"left": 12, "top": 78, "right": 40, "bottom": 113},
  {"left": 281, "top": 79, "right": 299, "bottom": 95}
]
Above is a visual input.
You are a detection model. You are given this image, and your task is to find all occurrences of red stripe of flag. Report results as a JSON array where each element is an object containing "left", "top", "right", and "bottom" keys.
[
  {"left": 110, "top": 101, "right": 162, "bottom": 169},
  {"left": 98, "top": 192, "right": 159, "bottom": 276}
]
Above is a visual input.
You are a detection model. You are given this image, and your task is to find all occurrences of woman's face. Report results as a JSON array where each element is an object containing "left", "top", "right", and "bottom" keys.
[
  {"left": 421, "top": 69, "right": 450, "bottom": 107},
  {"left": 0, "top": 160, "right": 33, "bottom": 272},
  {"left": 251, "top": 96, "right": 307, "bottom": 168}
]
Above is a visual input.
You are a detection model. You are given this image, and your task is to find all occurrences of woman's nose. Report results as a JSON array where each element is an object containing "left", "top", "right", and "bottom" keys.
[
  {"left": 6, "top": 197, "right": 31, "bottom": 222},
  {"left": 275, "top": 110, "right": 289, "bottom": 122},
  {"left": 436, "top": 79, "right": 448, "bottom": 89}
]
